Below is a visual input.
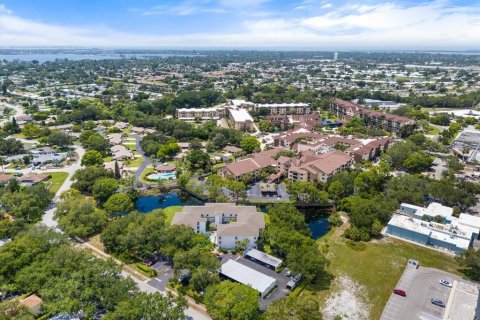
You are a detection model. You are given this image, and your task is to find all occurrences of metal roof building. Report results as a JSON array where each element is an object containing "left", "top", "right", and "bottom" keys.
[
  {"left": 220, "top": 259, "right": 277, "bottom": 298},
  {"left": 244, "top": 248, "right": 283, "bottom": 270}
]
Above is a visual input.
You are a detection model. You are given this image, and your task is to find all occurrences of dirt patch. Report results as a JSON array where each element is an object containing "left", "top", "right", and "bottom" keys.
[{"left": 322, "top": 276, "right": 372, "bottom": 320}]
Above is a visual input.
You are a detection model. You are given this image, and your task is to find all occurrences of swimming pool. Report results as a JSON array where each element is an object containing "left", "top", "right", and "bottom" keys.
[{"left": 147, "top": 172, "right": 176, "bottom": 180}]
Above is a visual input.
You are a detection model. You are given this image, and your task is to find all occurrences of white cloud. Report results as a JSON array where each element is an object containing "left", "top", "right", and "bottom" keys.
[{"left": 0, "top": 1, "right": 479, "bottom": 49}]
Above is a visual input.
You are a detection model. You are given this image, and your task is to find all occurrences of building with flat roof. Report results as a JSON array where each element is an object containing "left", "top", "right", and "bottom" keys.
[
  {"left": 171, "top": 203, "right": 265, "bottom": 249},
  {"left": 400, "top": 202, "right": 454, "bottom": 223},
  {"left": 228, "top": 107, "right": 254, "bottom": 131},
  {"left": 220, "top": 259, "right": 277, "bottom": 298},
  {"left": 244, "top": 248, "right": 283, "bottom": 270},
  {"left": 386, "top": 203, "right": 480, "bottom": 253}
]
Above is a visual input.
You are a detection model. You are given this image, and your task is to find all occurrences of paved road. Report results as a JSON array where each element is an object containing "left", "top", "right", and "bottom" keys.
[
  {"left": 134, "top": 134, "right": 151, "bottom": 184},
  {"left": 0, "top": 102, "right": 24, "bottom": 126},
  {"left": 381, "top": 266, "right": 460, "bottom": 320}
]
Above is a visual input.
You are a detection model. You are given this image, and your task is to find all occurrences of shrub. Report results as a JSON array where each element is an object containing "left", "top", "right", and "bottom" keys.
[
  {"left": 136, "top": 263, "right": 158, "bottom": 277},
  {"left": 328, "top": 213, "right": 343, "bottom": 227}
]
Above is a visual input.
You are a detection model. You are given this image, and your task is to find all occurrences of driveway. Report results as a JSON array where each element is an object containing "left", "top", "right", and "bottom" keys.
[{"left": 147, "top": 260, "right": 174, "bottom": 291}]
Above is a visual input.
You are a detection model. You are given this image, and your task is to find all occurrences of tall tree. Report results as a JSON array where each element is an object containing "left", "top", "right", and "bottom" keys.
[{"left": 205, "top": 281, "right": 260, "bottom": 320}]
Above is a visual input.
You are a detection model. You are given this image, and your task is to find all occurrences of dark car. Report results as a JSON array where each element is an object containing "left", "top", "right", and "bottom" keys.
[
  {"left": 431, "top": 298, "right": 445, "bottom": 308},
  {"left": 143, "top": 260, "right": 154, "bottom": 267},
  {"left": 393, "top": 289, "right": 406, "bottom": 297}
]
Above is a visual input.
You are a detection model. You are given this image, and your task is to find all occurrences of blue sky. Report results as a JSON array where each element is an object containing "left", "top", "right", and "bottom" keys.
[{"left": 0, "top": 0, "right": 479, "bottom": 49}]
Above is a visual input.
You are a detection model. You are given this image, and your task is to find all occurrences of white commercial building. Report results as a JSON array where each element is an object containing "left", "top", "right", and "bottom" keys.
[
  {"left": 220, "top": 259, "right": 277, "bottom": 298},
  {"left": 387, "top": 203, "right": 480, "bottom": 253}
]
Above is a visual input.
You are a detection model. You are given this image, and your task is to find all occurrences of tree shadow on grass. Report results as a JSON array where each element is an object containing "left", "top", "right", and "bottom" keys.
[{"left": 307, "top": 269, "right": 335, "bottom": 292}]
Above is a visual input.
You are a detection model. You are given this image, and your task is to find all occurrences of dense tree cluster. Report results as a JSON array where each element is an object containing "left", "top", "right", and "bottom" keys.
[
  {"left": 259, "top": 204, "right": 327, "bottom": 282},
  {"left": 0, "top": 227, "right": 185, "bottom": 319}
]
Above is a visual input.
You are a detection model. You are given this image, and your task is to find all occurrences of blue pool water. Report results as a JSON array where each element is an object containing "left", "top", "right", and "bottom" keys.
[
  {"left": 135, "top": 192, "right": 204, "bottom": 212},
  {"left": 147, "top": 172, "right": 176, "bottom": 180},
  {"left": 308, "top": 218, "right": 329, "bottom": 239}
]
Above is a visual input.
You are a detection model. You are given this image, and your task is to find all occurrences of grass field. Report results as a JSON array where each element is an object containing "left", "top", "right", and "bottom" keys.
[
  {"left": 161, "top": 206, "right": 183, "bottom": 224},
  {"left": 45, "top": 172, "right": 69, "bottom": 194},
  {"left": 309, "top": 220, "right": 462, "bottom": 320}
]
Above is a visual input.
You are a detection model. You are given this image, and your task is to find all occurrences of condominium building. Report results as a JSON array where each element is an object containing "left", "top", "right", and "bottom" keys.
[
  {"left": 171, "top": 203, "right": 265, "bottom": 249},
  {"left": 287, "top": 150, "right": 353, "bottom": 183},
  {"left": 176, "top": 106, "right": 226, "bottom": 121},
  {"left": 230, "top": 99, "right": 311, "bottom": 115},
  {"left": 330, "top": 98, "right": 415, "bottom": 135},
  {"left": 228, "top": 107, "right": 255, "bottom": 131}
]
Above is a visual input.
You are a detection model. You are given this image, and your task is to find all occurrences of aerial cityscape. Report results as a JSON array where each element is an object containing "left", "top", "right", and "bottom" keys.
[{"left": 0, "top": 0, "right": 480, "bottom": 320}]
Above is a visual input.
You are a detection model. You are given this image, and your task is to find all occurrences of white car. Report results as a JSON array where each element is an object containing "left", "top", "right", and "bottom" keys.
[{"left": 439, "top": 279, "right": 452, "bottom": 288}]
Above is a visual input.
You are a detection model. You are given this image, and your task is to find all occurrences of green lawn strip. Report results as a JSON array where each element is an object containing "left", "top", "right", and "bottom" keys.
[
  {"left": 161, "top": 206, "right": 184, "bottom": 224},
  {"left": 45, "top": 172, "right": 69, "bottom": 194},
  {"left": 309, "top": 224, "right": 462, "bottom": 320},
  {"left": 103, "top": 156, "right": 113, "bottom": 163}
]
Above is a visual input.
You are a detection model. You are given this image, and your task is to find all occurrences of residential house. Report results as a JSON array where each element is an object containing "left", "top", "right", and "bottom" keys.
[
  {"left": 110, "top": 145, "right": 133, "bottom": 160},
  {"left": 18, "top": 173, "right": 50, "bottom": 186},
  {"left": 155, "top": 163, "right": 176, "bottom": 173}
]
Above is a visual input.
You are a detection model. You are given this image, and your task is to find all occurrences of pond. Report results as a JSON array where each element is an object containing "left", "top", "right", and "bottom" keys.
[
  {"left": 135, "top": 191, "right": 204, "bottom": 213},
  {"left": 308, "top": 217, "right": 329, "bottom": 240}
]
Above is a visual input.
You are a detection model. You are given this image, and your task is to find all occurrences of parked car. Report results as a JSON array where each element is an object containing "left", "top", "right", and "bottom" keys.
[
  {"left": 143, "top": 260, "right": 154, "bottom": 267},
  {"left": 431, "top": 298, "right": 445, "bottom": 308},
  {"left": 285, "top": 270, "right": 292, "bottom": 277},
  {"left": 393, "top": 289, "right": 406, "bottom": 297},
  {"left": 439, "top": 279, "right": 453, "bottom": 288}
]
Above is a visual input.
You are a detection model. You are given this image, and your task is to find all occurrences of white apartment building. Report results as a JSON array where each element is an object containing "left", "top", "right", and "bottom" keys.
[
  {"left": 176, "top": 106, "right": 226, "bottom": 121},
  {"left": 171, "top": 203, "right": 265, "bottom": 249}
]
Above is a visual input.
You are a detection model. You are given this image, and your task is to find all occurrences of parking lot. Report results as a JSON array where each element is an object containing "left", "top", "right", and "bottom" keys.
[
  {"left": 381, "top": 266, "right": 461, "bottom": 320},
  {"left": 147, "top": 260, "right": 174, "bottom": 291},
  {"left": 220, "top": 253, "right": 290, "bottom": 310}
]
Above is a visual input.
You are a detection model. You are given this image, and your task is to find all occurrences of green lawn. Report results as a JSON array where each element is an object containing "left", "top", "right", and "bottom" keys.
[
  {"left": 103, "top": 156, "right": 113, "bottom": 163},
  {"left": 161, "top": 206, "right": 183, "bottom": 224},
  {"left": 45, "top": 172, "right": 69, "bottom": 194},
  {"left": 124, "top": 143, "right": 137, "bottom": 151},
  {"left": 128, "top": 156, "right": 144, "bottom": 168},
  {"left": 140, "top": 167, "right": 156, "bottom": 183},
  {"left": 309, "top": 221, "right": 462, "bottom": 320}
]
